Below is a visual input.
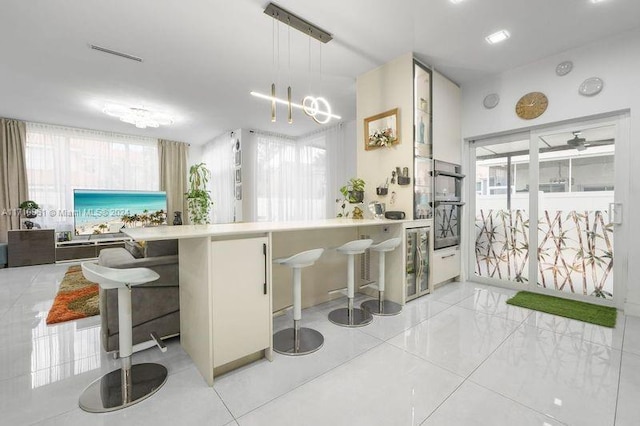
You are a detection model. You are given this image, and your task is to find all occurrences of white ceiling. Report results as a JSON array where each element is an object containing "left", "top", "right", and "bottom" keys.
[{"left": 1, "top": 0, "right": 639, "bottom": 145}]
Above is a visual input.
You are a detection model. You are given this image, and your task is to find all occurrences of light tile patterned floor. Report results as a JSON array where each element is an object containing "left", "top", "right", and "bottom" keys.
[{"left": 1, "top": 263, "right": 637, "bottom": 425}]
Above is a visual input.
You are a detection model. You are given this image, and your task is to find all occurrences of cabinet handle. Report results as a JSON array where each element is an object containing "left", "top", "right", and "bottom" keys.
[
  {"left": 441, "top": 253, "right": 456, "bottom": 259},
  {"left": 263, "top": 243, "right": 268, "bottom": 295}
]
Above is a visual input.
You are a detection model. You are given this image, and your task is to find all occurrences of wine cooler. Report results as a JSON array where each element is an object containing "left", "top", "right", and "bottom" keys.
[{"left": 405, "top": 226, "right": 430, "bottom": 301}]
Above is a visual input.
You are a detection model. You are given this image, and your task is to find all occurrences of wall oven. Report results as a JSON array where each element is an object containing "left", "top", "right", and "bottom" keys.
[{"left": 432, "top": 160, "right": 465, "bottom": 250}]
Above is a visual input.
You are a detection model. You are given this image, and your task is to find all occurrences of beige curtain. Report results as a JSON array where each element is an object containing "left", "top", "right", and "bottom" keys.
[
  {"left": 0, "top": 119, "right": 29, "bottom": 243},
  {"left": 158, "top": 139, "right": 188, "bottom": 225}
]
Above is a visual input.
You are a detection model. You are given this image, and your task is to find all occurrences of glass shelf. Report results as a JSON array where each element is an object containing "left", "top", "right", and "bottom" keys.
[{"left": 413, "top": 59, "right": 433, "bottom": 220}]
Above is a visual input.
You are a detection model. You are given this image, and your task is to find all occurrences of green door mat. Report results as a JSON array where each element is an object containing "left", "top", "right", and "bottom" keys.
[{"left": 506, "top": 291, "right": 617, "bottom": 328}]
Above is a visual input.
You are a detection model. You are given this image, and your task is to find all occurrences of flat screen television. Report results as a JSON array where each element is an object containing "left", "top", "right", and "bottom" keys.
[{"left": 73, "top": 189, "right": 167, "bottom": 236}]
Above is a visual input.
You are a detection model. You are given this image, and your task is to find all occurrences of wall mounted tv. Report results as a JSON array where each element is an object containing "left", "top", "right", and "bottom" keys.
[{"left": 73, "top": 189, "right": 167, "bottom": 236}]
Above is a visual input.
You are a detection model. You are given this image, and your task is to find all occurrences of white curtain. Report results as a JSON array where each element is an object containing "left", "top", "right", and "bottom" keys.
[
  {"left": 316, "top": 123, "right": 350, "bottom": 218},
  {"left": 247, "top": 125, "right": 347, "bottom": 222},
  {"left": 25, "top": 123, "right": 159, "bottom": 231},
  {"left": 202, "top": 134, "right": 235, "bottom": 223}
]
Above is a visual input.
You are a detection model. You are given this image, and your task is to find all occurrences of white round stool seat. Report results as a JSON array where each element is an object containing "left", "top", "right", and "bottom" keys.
[
  {"left": 79, "top": 261, "right": 167, "bottom": 413},
  {"left": 370, "top": 237, "right": 401, "bottom": 253},
  {"left": 329, "top": 239, "right": 374, "bottom": 327},
  {"left": 273, "top": 248, "right": 325, "bottom": 356},
  {"left": 336, "top": 239, "right": 373, "bottom": 255},
  {"left": 82, "top": 262, "right": 160, "bottom": 289},
  {"left": 361, "top": 238, "right": 403, "bottom": 316},
  {"left": 274, "top": 248, "right": 324, "bottom": 269}
]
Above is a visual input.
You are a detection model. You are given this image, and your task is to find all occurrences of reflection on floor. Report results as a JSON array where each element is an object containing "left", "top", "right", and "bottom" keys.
[{"left": 1, "top": 263, "right": 639, "bottom": 425}]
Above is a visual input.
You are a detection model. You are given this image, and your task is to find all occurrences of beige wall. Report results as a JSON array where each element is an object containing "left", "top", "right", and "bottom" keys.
[{"left": 356, "top": 52, "right": 414, "bottom": 218}]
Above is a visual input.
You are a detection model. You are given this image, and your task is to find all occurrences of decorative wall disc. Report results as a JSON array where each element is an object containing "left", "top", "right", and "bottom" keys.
[
  {"left": 483, "top": 93, "right": 500, "bottom": 109},
  {"left": 555, "top": 60, "right": 573, "bottom": 77},
  {"left": 578, "top": 77, "right": 604, "bottom": 96}
]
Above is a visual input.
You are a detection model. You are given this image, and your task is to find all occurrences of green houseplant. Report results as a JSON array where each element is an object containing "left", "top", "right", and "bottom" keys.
[
  {"left": 339, "top": 177, "right": 365, "bottom": 204},
  {"left": 19, "top": 200, "right": 40, "bottom": 218},
  {"left": 185, "top": 162, "right": 213, "bottom": 224}
]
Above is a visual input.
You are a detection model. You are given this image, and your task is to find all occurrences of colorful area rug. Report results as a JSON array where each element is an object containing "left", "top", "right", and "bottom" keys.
[{"left": 46, "top": 265, "right": 100, "bottom": 325}]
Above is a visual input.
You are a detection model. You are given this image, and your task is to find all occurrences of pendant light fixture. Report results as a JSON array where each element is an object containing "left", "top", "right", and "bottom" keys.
[{"left": 250, "top": 2, "right": 341, "bottom": 125}]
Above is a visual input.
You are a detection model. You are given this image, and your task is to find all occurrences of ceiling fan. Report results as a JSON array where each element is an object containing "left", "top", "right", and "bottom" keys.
[{"left": 566, "top": 131, "right": 613, "bottom": 151}]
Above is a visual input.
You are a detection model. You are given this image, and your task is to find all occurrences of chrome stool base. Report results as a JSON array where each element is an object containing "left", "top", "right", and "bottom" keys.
[
  {"left": 361, "top": 299, "right": 402, "bottom": 316},
  {"left": 79, "top": 363, "right": 168, "bottom": 413},
  {"left": 328, "top": 307, "right": 373, "bottom": 327},
  {"left": 273, "top": 327, "right": 324, "bottom": 356}
]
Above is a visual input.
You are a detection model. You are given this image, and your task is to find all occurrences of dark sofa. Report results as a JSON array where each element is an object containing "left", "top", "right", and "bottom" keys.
[{"left": 97, "top": 239, "right": 180, "bottom": 353}]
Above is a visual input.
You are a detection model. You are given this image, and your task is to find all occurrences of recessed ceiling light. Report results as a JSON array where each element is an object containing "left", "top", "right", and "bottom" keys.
[
  {"left": 590, "top": 0, "right": 609, "bottom": 3},
  {"left": 449, "top": 0, "right": 466, "bottom": 4},
  {"left": 485, "top": 30, "right": 510, "bottom": 45}
]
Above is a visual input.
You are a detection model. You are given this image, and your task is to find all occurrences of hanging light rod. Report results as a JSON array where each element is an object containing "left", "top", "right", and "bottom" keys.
[
  {"left": 250, "top": 91, "right": 341, "bottom": 120},
  {"left": 263, "top": 3, "right": 333, "bottom": 43}
]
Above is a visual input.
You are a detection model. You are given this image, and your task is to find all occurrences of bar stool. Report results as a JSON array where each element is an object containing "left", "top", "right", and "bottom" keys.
[
  {"left": 273, "top": 248, "right": 325, "bottom": 355},
  {"left": 79, "top": 262, "right": 168, "bottom": 413},
  {"left": 328, "top": 239, "right": 374, "bottom": 327},
  {"left": 361, "top": 237, "right": 403, "bottom": 316}
]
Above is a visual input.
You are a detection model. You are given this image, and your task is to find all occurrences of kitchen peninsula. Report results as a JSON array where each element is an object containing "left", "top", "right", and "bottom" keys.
[{"left": 123, "top": 218, "right": 412, "bottom": 385}]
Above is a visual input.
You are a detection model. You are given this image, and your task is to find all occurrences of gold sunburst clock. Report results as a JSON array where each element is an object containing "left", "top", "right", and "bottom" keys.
[{"left": 515, "top": 92, "right": 548, "bottom": 120}]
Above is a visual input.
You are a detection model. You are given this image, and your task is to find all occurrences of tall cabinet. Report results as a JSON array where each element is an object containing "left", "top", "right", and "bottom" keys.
[
  {"left": 431, "top": 70, "right": 463, "bottom": 285},
  {"left": 356, "top": 53, "right": 462, "bottom": 298}
]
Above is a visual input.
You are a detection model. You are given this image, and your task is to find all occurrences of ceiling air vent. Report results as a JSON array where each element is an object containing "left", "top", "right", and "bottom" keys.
[{"left": 89, "top": 44, "right": 143, "bottom": 63}]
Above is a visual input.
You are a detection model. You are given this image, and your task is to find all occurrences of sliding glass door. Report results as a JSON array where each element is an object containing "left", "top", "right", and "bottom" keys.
[
  {"left": 473, "top": 135, "right": 531, "bottom": 285},
  {"left": 469, "top": 117, "right": 628, "bottom": 307}
]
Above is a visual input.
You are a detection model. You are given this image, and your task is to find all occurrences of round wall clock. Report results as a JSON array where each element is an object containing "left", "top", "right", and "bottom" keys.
[
  {"left": 555, "top": 61, "right": 573, "bottom": 76},
  {"left": 579, "top": 77, "right": 604, "bottom": 96},
  {"left": 483, "top": 93, "right": 500, "bottom": 109},
  {"left": 515, "top": 91, "right": 548, "bottom": 120}
]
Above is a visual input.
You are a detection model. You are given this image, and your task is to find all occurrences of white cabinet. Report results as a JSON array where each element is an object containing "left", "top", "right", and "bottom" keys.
[
  {"left": 431, "top": 246, "right": 461, "bottom": 285},
  {"left": 432, "top": 71, "right": 461, "bottom": 165},
  {"left": 211, "top": 237, "right": 271, "bottom": 368}
]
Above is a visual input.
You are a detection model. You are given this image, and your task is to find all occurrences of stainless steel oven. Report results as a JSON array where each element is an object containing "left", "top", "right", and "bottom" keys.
[{"left": 433, "top": 160, "right": 464, "bottom": 249}]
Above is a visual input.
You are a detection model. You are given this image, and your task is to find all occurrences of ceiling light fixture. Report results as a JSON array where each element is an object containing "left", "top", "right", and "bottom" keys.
[
  {"left": 103, "top": 105, "right": 173, "bottom": 129},
  {"left": 590, "top": 0, "right": 609, "bottom": 3},
  {"left": 252, "top": 2, "right": 339, "bottom": 125},
  {"left": 250, "top": 92, "right": 341, "bottom": 120},
  {"left": 449, "top": 0, "right": 466, "bottom": 4},
  {"left": 485, "top": 30, "right": 511, "bottom": 44}
]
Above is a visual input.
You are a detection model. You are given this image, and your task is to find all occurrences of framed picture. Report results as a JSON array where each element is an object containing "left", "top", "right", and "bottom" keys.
[
  {"left": 235, "top": 168, "right": 241, "bottom": 183},
  {"left": 235, "top": 150, "right": 242, "bottom": 166},
  {"left": 235, "top": 184, "right": 242, "bottom": 200},
  {"left": 364, "top": 108, "right": 399, "bottom": 151}
]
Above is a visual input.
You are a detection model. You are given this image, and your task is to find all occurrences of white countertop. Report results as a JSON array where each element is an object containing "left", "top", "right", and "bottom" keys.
[{"left": 122, "top": 218, "right": 411, "bottom": 241}]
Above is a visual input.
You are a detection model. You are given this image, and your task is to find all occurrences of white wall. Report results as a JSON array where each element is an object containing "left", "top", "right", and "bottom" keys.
[{"left": 461, "top": 28, "right": 640, "bottom": 313}]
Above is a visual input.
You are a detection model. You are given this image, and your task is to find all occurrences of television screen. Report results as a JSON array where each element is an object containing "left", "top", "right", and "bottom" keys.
[{"left": 73, "top": 189, "right": 167, "bottom": 236}]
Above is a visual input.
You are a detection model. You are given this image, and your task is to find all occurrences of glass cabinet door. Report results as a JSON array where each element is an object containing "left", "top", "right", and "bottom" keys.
[
  {"left": 406, "top": 230, "right": 418, "bottom": 299},
  {"left": 406, "top": 227, "right": 430, "bottom": 301},
  {"left": 413, "top": 60, "right": 432, "bottom": 220},
  {"left": 417, "top": 229, "right": 429, "bottom": 293}
]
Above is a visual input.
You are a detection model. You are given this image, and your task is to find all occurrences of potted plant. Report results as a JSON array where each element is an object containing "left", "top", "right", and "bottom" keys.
[
  {"left": 19, "top": 200, "right": 40, "bottom": 218},
  {"left": 185, "top": 162, "right": 213, "bottom": 224},
  {"left": 339, "top": 178, "right": 365, "bottom": 204}
]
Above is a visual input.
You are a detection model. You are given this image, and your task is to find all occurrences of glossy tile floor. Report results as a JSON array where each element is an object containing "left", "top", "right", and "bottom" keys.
[{"left": 1, "top": 263, "right": 639, "bottom": 425}]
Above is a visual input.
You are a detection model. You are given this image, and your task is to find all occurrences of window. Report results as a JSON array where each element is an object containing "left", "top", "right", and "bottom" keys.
[
  {"left": 253, "top": 133, "right": 327, "bottom": 222},
  {"left": 25, "top": 123, "right": 159, "bottom": 231}
]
